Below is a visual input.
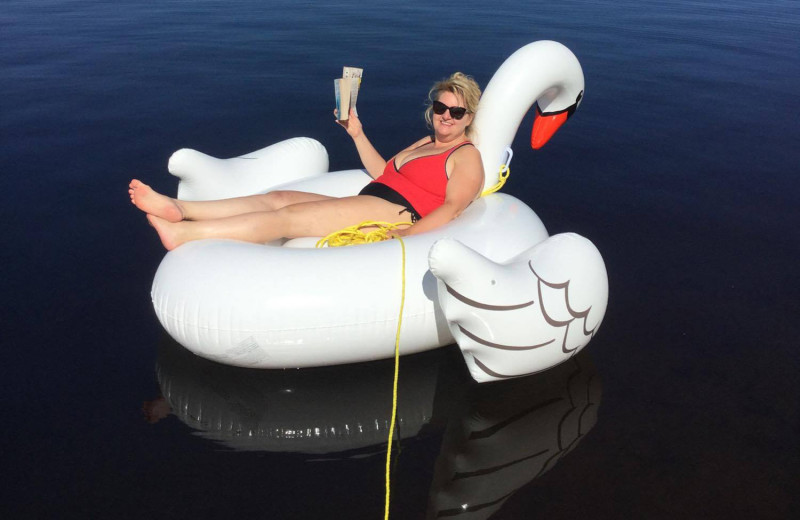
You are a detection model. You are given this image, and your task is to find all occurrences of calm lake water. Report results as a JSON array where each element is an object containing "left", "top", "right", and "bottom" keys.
[{"left": 2, "top": 0, "right": 798, "bottom": 518}]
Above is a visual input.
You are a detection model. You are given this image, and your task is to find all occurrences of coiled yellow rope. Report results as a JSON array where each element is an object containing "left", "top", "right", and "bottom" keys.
[{"left": 315, "top": 221, "right": 412, "bottom": 248}]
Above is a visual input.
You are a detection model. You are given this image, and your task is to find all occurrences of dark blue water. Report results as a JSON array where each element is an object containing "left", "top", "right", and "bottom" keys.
[{"left": 2, "top": 0, "right": 798, "bottom": 518}]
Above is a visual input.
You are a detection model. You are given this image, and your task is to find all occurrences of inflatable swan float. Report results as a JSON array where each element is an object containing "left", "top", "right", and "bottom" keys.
[{"left": 151, "top": 41, "right": 608, "bottom": 382}]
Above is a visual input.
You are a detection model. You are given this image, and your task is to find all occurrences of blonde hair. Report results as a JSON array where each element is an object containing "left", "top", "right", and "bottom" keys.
[{"left": 424, "top": 72, "right": 481, "bottom": 138}]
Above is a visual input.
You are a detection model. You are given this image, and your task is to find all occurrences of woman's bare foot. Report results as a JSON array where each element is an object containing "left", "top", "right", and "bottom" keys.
[
  {"left": 147, "top": 214, "right": 186, "bottom": 251},
  {"left": 129, "top": 179, "right": 184, "bottom": 222}
]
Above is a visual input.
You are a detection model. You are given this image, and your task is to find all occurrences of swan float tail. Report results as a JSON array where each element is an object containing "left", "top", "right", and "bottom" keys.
[
  {"left": 168, "top": 137, "right": 329, "bottom": 201},
  {"left": 429, "top": 234, "right": 608, "bottom": 383}
]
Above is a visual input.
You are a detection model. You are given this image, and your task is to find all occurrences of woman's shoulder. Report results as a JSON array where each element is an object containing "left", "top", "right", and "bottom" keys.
[
  {"left": 447, "top": 141, "right": 483, "bottom": 183},
  {"left": 452, "top": 141, "right": 481, "bottom": 160}
]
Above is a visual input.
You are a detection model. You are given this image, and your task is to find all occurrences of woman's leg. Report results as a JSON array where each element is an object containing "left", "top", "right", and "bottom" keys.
[
  {"left": 147, "top": 195, "right": 410, "bottom": 250},
  {"left": 128, "top": 179, "right": 333, "bottom": 222}
]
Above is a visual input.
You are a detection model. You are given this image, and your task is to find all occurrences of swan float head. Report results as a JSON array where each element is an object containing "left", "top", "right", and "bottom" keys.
[
  {"left": 472, "top": 40, "right": 585, "bottom": 191},
  {"left": 429, "top": 234, "right": 608, "bottom": 383}
]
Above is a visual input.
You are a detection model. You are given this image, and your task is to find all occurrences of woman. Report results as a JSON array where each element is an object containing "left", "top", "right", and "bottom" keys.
[{"left": 129, "top": 72, "right": 484, "bottom": 250}]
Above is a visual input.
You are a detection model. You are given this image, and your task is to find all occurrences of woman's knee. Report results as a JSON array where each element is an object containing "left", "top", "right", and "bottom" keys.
[
  {"left": 257, "top": 191, "right": 291, "bottom": 211},
  {"left": 258, "top": 190, "right": 328, "bottom": 211}
]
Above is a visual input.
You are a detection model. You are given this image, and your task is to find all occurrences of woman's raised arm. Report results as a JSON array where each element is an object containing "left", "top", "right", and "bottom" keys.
[{"left": 335, "top": 109, "right": 387, "bottom": 179}]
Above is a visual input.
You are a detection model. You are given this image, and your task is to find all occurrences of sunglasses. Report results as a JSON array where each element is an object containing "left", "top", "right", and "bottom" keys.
[{"left": 432, "top": 100, "right": 469, "bottom": 120}]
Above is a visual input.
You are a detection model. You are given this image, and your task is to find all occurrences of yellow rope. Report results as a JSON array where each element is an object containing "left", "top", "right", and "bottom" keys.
[
  {"left": 315, "top": 221, "right": 412, "bottom": 248},
  {"left": 384, "top": 235, "right": 405, "bottom": 520},
  {"left": 314, "top": 222, "right": 407, "bottom": 520},
  {"left": 313, "top": 160, "right": 509, "bottom": 519},
  {"left": 481, "top": 163, "right": 510, "bottom": 197}
]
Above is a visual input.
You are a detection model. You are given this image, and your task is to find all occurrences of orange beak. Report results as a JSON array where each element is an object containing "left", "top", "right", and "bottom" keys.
[{"left": 531, "top": 110, "right": 569, "bottom": 149}]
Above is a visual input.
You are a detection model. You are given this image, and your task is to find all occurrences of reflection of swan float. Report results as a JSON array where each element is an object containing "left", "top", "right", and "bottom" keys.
[
  {"left": 427, "top": 350, "right": 601, "bottom": 519},
  {"left": 152, "top": 41, "right": 608, "bottom": 382},
  {"left": 154, "top": 337, "right": 441, "bottom": 454},
  {"left": 154, "top": 338, "right": 601, "bottom": 517}
]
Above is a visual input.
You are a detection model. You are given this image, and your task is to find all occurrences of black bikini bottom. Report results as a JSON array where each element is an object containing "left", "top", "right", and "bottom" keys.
[{"left": 358, "top": 182, "right": 421, "bottom": 223}]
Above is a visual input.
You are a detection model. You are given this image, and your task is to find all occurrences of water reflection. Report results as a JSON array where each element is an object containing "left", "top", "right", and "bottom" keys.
[
  {"left": 426, "top": 351, "right": 601, "bottom": 519},
  {"left": 147, "top": 335, "right": 440, "bottom": 455},
  {"left": 148, "top": 337, "right": 601, "bottom": 516}
]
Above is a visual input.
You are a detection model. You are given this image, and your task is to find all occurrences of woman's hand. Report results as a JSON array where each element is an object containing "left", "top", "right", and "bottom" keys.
[
  {"left": 334, "top": 108, "right": 363, "bottom": 139},
  {"left": 334, "top": 109, "right": 387, "bottom": 179}
]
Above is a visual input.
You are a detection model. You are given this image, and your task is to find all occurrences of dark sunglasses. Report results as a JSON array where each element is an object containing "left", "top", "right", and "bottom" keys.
[{"left": 432, "top": 100, "right": 468, "bottom": 120}]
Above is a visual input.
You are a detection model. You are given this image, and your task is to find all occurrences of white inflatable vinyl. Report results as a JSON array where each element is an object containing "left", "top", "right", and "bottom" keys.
[
  {"left": 152, "top": 191, "right": 548, "bottom": 368},
  {"left": 429, "top": 234, "right": 608, "bottom": 383},
  {"left": 150, "top": 41, "right": 608, "bottom": 382},
  {"left": 170, "top": 136, "right": 329, "bottom": 201}
]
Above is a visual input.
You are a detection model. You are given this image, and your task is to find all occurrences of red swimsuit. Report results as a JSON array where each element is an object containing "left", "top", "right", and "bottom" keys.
[{"left": 368, "top": 141, "right": 473, "bottom": 218}]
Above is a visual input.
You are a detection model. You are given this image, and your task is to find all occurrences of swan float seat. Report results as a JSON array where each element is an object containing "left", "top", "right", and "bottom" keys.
[{"left": 150, "top": 41, "right": 608, "bottom": 382}]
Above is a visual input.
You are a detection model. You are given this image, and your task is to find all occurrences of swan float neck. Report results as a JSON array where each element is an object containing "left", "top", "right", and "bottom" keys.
[{"left": 473, "top": 40, "right": 585, "bottom": 191}]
